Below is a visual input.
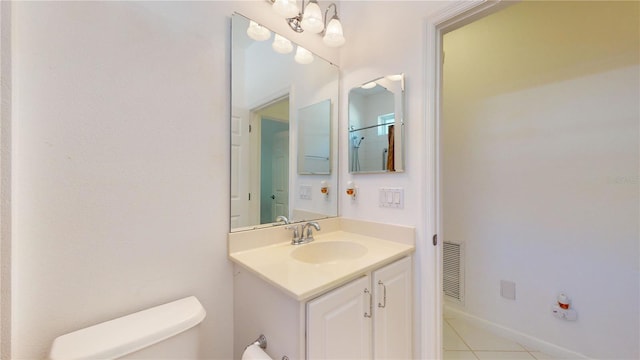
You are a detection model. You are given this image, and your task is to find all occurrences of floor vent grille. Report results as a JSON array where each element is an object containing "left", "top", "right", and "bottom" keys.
[{"left": 443, "top": 241, "right": 464, "bottom": 303}]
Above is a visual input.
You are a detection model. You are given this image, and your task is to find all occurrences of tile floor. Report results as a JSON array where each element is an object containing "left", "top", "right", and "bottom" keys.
[{"left": 443, "top": 314, "right": 556, "bottom": 360}]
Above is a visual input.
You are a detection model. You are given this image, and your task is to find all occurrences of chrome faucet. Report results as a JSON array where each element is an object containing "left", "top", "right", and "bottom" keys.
[
  {"left": 287, "top": 221, "right": 321, "bottom": 245},
  {"left": 275, "top": 215, "right": 290, "bottom": 225},
  {"left": 300, "top": 221, "right": 321, "bottom": 244},
  {"left": 285, "top": 224, "right": 302, "bottom": 244}
]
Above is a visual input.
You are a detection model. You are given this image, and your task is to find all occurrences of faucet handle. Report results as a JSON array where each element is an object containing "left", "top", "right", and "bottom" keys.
[
  {"left": 285, "top": 224, "right": 300, "bottom": 240},
  {"left": 301, "top": 221, "right": 321, "bottom": 241}
]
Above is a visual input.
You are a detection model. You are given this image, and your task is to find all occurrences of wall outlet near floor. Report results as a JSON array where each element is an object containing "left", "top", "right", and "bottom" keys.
[{"left": 500, "top": 280, "right": 516, "bottom": 300}]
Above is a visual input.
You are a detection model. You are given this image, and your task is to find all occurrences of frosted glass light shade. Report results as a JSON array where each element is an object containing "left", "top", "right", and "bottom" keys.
[
  {"left": 273, "top": 0, "right": 299, "bottom": 18},
  {"left": 361, "top": 82, "right": 377, "bottom": 89},
  {"left": 247, "top": 21, "right": 271, "bottom": 41},
  {"left": 294, "top": 46, "right": 314, "bottom": 64},
  {"left": 301, "top": 2, "right": 324, "bottom": 34},
  {"left": 323, "top": 17, "right": 345, "bottom": 47},
  {"left": 272, "top": 34, "right": 293, "bottom": 54}
]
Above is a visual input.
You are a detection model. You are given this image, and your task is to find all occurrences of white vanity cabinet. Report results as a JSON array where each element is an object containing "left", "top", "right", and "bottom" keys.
[
  {"left": 230, "top": 219, "right": 416, "bottom": 360},
  {"left": 307, "top": 276, "right": 372, "bottom": 359},
  {"left": 306, "top": 256, "right": 413, "bottom": 359}
]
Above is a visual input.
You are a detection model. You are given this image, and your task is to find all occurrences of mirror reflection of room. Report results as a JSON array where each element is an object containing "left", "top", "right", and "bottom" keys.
[
  {"left": 255, "top": 98, "right": 290, "bottom": 226},
  {"left": 348, "top": 74, "right": 404, "bottom": 173},
  {"left": 297, "top": 99, "right": 331, "bottom": 175},
  {"left": 230, "top": 13, "right": 339, "bottom": 232}
]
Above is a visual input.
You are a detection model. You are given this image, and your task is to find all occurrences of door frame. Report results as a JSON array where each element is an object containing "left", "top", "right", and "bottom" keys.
[
  {"left": 422, "top": 1, "right": 510, "bottom": 358},
  {"left": 0, "top": 2, "right": 11, "bottom": 358},
  {"left": 248, "top": 90, "right": 290, "bottom": 226}
]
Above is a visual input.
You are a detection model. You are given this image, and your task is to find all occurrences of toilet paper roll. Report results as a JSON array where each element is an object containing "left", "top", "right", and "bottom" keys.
[{"left": 242, "top": 344, "right": 273, "bottom": 360}]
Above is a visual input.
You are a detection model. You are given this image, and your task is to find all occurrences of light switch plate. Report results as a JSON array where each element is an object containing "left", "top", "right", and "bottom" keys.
[
  {"left": 379, "top": 188, "right": 404, "bottom": 208},
  {"left": 300, "top": 185, "right": 312, "bottom": 200}
]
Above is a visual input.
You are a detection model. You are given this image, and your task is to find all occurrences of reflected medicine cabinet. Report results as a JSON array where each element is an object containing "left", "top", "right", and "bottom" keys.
[{"left": 348, "top": 74, "right": 405, "bottom": 174}]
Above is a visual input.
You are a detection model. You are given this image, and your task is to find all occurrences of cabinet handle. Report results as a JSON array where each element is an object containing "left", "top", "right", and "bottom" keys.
[
  {"left": 364, "top": 288, "right": 372, "bottom": 318},
  {"left": 377, "top": 280, "right": 387, "bottom": 308}
]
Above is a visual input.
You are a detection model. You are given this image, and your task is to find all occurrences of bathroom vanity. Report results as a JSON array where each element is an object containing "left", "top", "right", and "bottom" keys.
[
  {"left": 229, "top": 218, "right": 415, "bottom": 359},
  {"left": 229, "top": 15, "right": 414, "bottom": 359}
]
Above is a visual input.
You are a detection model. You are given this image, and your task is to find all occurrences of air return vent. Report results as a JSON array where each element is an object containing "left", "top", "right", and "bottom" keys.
[{"left": 443, "top": 241, "right": 464, "bottom": 303}]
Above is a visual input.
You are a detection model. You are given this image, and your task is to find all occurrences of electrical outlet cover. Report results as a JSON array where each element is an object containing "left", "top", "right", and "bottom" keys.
[{"left": 500, "top": 280, "right": 516, "bottom": 300}]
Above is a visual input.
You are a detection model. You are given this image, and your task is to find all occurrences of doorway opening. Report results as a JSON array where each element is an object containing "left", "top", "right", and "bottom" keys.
[
  {"left": 251, "top": 96, "right": 290, "bottom": 226},
  {"left": 437, "top": 2, "right": 639, "bottom": 359}
]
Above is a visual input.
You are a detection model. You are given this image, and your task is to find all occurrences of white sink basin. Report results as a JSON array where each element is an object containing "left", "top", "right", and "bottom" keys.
[{"left": 291, "top": 241, "right": 368, "bottom": 264}]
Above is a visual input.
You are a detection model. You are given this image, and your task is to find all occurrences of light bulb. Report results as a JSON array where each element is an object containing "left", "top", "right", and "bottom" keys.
[
  {"left": 246, "top": 21, "right": 271, "bottom": 41},
  {"left": 323, "top": 16, "right": 345, "bottom": 47},
  {"left": 272, "top": 34, "right": 293, "bottom": 54},
  {"left": 273, "top": 0, "right": 299, "bottom": 18},
  {"left": 361, "top": 82, "right": 377, "bottom": 89},
  {"left": 294, "top": 46, "right": 314, "bottom": 64},
  {"left": 301, "top": 1, "right": 324, "bottom": 34}
]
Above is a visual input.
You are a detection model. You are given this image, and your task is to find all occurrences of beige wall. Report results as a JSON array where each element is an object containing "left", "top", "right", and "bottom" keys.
[{"left": 443, "top": 1, "right": 639, "bottom": 358}]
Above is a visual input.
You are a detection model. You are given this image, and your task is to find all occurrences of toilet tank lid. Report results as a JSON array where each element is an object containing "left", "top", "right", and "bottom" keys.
[{"left": 49, "top": 296, "right": 206, "bottom": 360}]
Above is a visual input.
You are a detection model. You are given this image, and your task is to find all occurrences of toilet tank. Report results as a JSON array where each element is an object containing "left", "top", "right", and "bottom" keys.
[{"left": 49, "top": 296, "right": 206, "bottom": 360}]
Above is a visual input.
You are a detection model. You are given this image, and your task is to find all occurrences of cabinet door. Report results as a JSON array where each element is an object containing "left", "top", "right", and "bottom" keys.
[
  {"left": 373, "top": 256, "right": 413, "bottom": 359},
  {"left": 307, "top": 275, "right": 372, "bottom": 360}
]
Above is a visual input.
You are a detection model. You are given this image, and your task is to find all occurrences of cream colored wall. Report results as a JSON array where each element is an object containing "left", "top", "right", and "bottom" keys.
[
  {"left": 258, "top": 100, "right": 290, "bottom": 122},
  {"left": 443, "top": 1, "right": 639, "bottom": 358}
]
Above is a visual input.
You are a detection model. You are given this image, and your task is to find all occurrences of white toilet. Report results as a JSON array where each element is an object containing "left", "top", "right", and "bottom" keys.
[{"left": 49, "top": 296, "right": 206, "bottom": 360}]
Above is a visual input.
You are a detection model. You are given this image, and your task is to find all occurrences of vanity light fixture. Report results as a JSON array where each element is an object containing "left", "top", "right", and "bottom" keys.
[
  {"left": 269, "top": 0, "right": 345, "bottom": 47},
  {"left": 245, "top": 20, "right": 315, "bottom": 64},
  {"left": 272, "top": 34, "right": 294, "bottom": 54},
  {"left": 322, "top": 3, "right": 345, "bottom": 47},
  {"left": 273, "top": 0, "right": 299, "bottom": 18},
  {"left": 301, "top": 0, "right": 324, "bottom": 34},
  {"left": 247, "top": 20, "right": 272, "bottom": 41},
  {"left": 294, "top": 46, "right": 314, "bottom": 64}
]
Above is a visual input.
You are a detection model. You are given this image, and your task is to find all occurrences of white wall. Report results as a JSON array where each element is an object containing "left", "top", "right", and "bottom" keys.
[
  {"left": 443, "top": 2, "right": 639, "bottom": 358},
  {"left": 339, "top": 1, "right": 452, "bottom": 358},
  {"left": 339, "top": 0, "right": 449, "bottom": 225},
  {"left": 9, "top": 1, "right": 338, "bottom": 359}
]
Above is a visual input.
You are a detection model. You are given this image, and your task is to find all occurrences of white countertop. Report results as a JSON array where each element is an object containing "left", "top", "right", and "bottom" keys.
[{"left": 229, "top": 229, "right": 414, "bottom": 301}]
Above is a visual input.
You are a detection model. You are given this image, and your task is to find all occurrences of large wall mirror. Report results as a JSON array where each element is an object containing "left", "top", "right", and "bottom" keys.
[
  {"left": 230, "top": 13, "right": 339, "bottom": 232},
  {"left": 348, "top": 74, "right": 405, "bottom": 173}
]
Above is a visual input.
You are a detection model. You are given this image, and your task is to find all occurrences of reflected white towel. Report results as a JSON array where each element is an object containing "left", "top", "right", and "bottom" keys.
[{"left": 242, "top": 344, "right": 273, "bottom": 360}]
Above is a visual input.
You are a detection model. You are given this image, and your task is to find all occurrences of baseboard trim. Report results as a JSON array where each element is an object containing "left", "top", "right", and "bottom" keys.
[{"left": 444, "top": 305, "right": 590, "bottom": 359}]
